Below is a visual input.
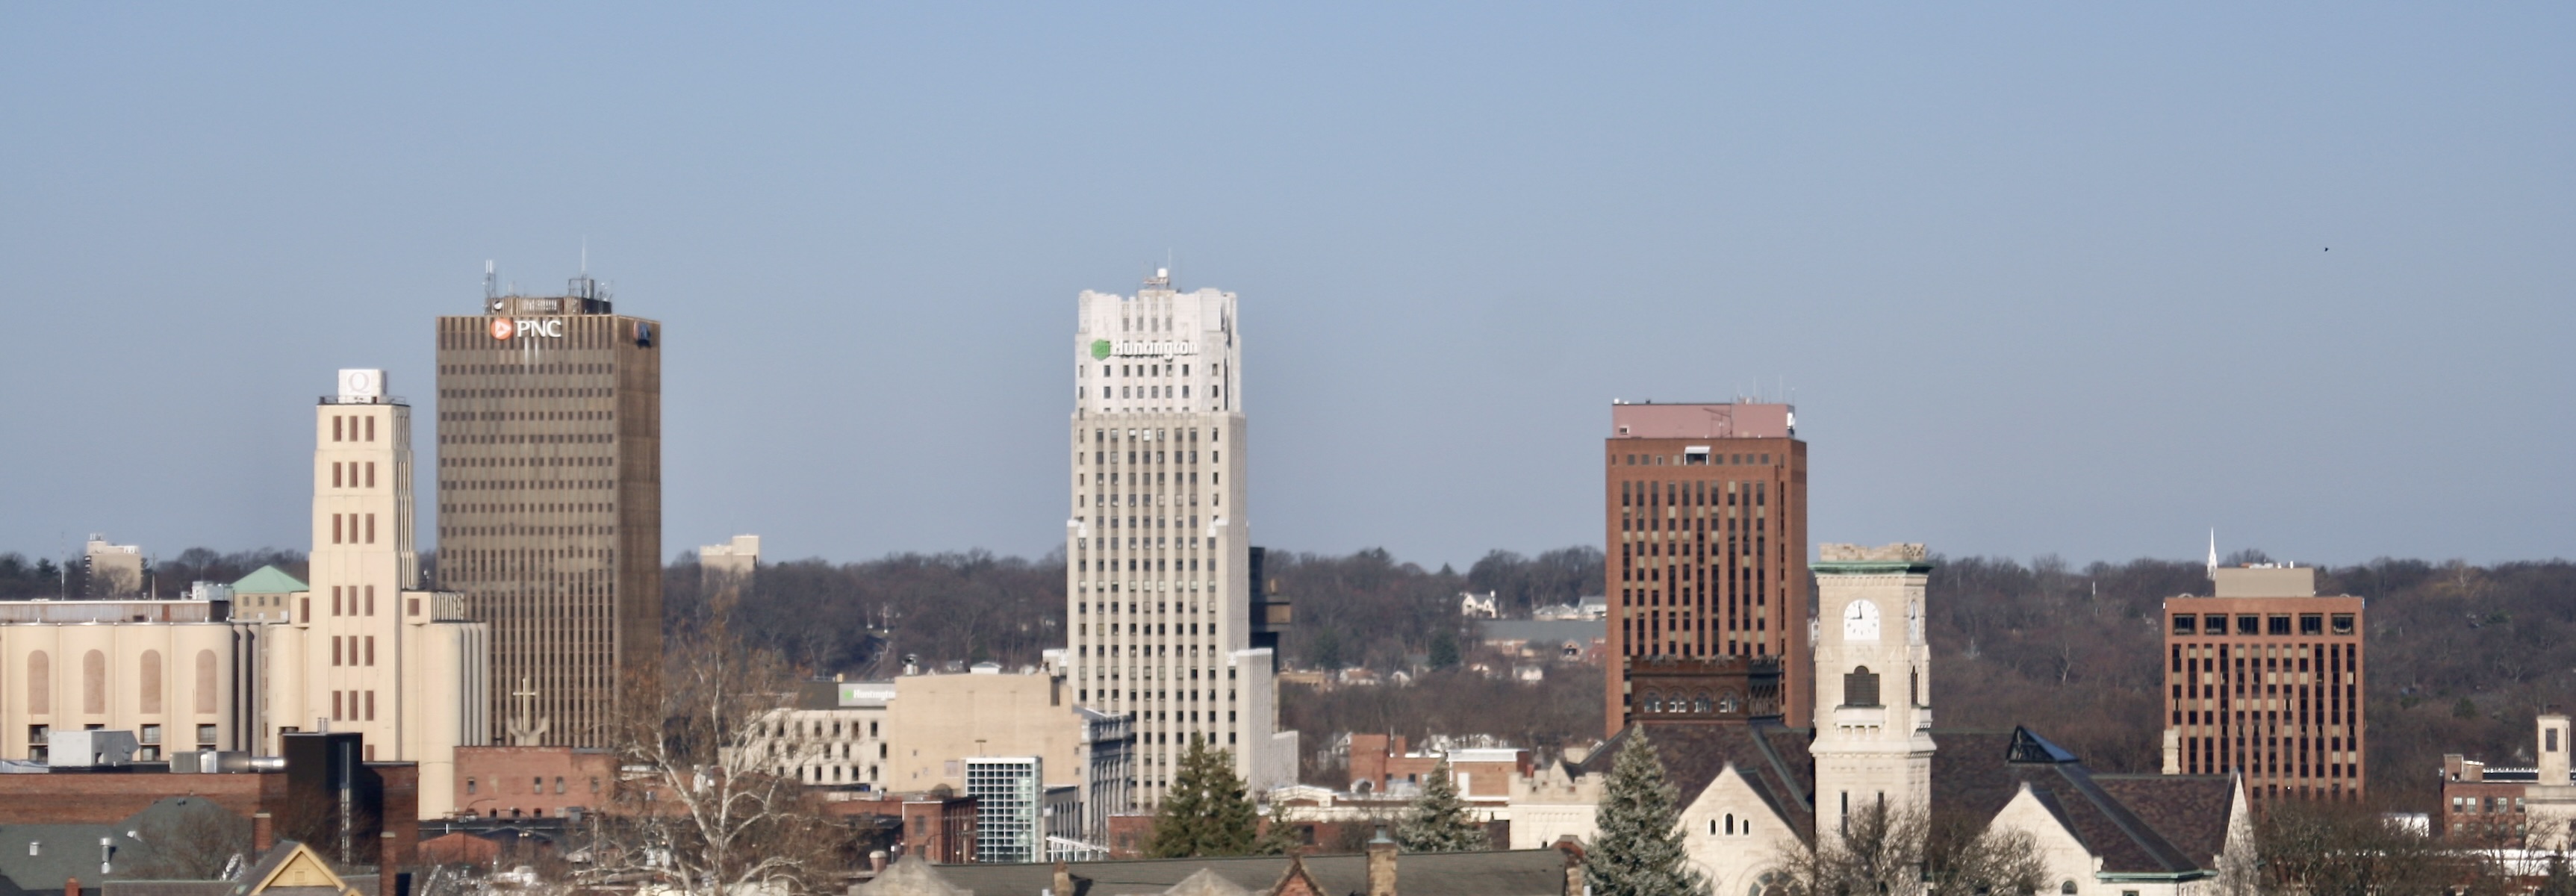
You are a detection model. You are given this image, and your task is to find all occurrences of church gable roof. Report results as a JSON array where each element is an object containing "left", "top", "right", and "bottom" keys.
[
  {"left": 1931, "top": 729, "right": 2224, "bottom": 878},
  {"left": 2092, "top": 774, "right": 2239, "bottom": 869},
  {"left": 1586, "top": 721, "right": 1815, "bottom": 841}
]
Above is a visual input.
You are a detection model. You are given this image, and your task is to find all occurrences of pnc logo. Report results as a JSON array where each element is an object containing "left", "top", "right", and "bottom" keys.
[{"left": 490, "top": 317, "right": 566, "bottom": 340}]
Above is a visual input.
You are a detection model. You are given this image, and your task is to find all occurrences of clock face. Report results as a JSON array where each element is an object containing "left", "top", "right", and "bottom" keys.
[{"left": 1844, "top": 600, "right": 1881, "bottom": 642}]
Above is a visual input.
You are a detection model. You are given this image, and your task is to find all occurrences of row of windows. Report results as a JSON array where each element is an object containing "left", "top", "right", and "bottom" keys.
[
  {"left": 441, "top": 388, "right": 612, "bottom": 400},
  {"left": 330, "top": 462, "right": 377, "bottom": 489},
  {"left": 465, "top": 774, "right": 600, "bottom": 795},
  {"left": 1620, "top": 452, "right": 1772, "bottom": 467},
  {"left": 21, "top": 650, "right": 223, "bottom": 716},
  {"left": 1085, "top": 385, "right": 1217, "bottom": 400},
  {"left": 2454, "top": 795, "right": 2525, "bottom": 814},
  {"left": 1086, "top": 451, "right": 1215, "bottom": 465},
  {"left": 1086, "top": 427, "right": 1220, "bottom": 444},
  {"left": 330, "top": 514, "right": 376, "bottom": 544},
  {"left": 445, "top": 455, "right": 614, "bottom": 468},
  {"left": 26, "top": 723, "right": 217, "bottom": 762},
  {"left": 441, "top": 362, "right": 615, "bottom": 376},
  {"left": 330, "top": 415, "right": 376, "bottom": 443},
  {"left": 1079, "top": 559, "right": 1209, "bottom": 572},
  {"left": 2173, "top": 613, "right": 2356, "bottom": 636},
  {"left": 333, "top": 689, "right": 375, "bottom": 721},
  {"left": 1085, "top": 362, "right": 1221, "bottom": 379},
  {"left": 332, "top": 636, "right": 376, "bottom": 667},
  {"left": 1622, "top": 479, "right": 1767, "bottom": 506},
  {"left": 332, "top": 585, "right": 377, "bottom": 616}
]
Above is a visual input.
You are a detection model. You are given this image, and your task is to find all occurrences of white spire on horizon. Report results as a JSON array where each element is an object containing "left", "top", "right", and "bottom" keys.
[{"left": 2206, "top": 529, "right": 2218, "bottom": 575}]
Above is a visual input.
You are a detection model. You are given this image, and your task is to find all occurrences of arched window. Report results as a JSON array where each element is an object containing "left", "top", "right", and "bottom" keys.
[
  {"left": 1644, "top": 691, "right": 1664, "bottom": 712},
  {"left": 1692, "top": 693, "right": 1711, "bottom": 714},
  {"left": 1725, "top": 812, "right": 1736, "bottom": 835},
  {"left": 1720, "top": 690, "right": 1740, "bottom": 713},
  {"left": 2061, "top": 882, "right": 2078, "bottom": 895},
  {"left": 26, "top": 652, "right": 49, "bottom": 715},
  {"left": 140, "top": 650, "right": 163, "bottom": 714},
  {"left": 1844, "top": 666, "right": 1881, "bottom": 707},
  {"left": 82, "top": 650, "right": 106, "bottom": 715},
  {"left": 196, "top": 651, "right": 219, "bottom": 714}
]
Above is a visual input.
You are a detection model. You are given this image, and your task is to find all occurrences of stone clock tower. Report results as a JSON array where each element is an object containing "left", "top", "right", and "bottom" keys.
[{"left": 1809, "top": 543, "right": 1936, "bottom": 841}]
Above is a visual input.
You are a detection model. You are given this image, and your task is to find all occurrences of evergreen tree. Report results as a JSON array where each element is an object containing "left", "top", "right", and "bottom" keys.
[
  {"left": 1396, "top": 757, "right": 1490, "bottom": 852},
  {"left": 1428, "top": 631, "right": 1462, "bottom": 670},
  {"left": 1145, "top": 735, "right": 1260, "bottom": 858},
  {"left": 1586, "top": 729, "right": 1709, "bottom": 896}
]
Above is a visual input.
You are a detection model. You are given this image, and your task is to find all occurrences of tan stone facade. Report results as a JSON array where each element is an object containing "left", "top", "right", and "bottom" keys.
[
  {"left": 0, "top": 370, "right": 491, "bottom": 820},
  {"left": 1808, "top": 544, "right": 1935, "bottom": 838},
  {"left": 0, "top": 619, "right": 248, "bottom": 760}
]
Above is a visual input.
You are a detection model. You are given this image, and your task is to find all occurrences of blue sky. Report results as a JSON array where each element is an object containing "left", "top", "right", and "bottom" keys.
[{"left": 3, "top": 4, "right": 2569, "bottom": 569}]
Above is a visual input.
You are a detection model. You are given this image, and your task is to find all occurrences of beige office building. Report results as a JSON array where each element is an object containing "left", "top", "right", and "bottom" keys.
[
  {"left": 0, "top": 369, "right": 491, "bottom": 818},
  {"left": 1065, "top": 270, "right": 1294, "bottom": 807},
  {"left": 434, "top": 276, "right": 662, "bottom": 748},
  {"left": 276, "top": 368, "right": 491, "bottom": 809}
]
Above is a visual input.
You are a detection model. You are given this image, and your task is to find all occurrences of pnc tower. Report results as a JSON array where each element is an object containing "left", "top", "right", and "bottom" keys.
[
  {"left": 1603, "top": 401, "right": 1811, "bottom": 735},
  {"left": 433, "top": 275, "right": 662, "bottom": 748},
  {"left": 1064, "top": 270, "right": 1293, "bottom": 809}
]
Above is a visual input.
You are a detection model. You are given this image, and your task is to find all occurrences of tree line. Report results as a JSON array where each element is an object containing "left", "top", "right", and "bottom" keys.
[{"left": 12, "top": 539, "right": 2575, "bottom": 815}]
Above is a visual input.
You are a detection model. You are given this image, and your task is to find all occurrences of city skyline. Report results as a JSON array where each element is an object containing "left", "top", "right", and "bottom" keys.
[{"left": 3, "top": 5, "right": 2569, "bottom": 569}]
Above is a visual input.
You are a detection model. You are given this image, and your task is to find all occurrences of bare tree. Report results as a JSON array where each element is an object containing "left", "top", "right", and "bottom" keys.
[
  {"left": 121, "top": 800, "right": 253, "bottom": 880},
  {"left": 1778, "top": 803, "right": 2047, "bottom": 896},
  {"left": 2257, "top": 800, "right": 2510, "bottom": 896},
  {"left": 585, "top": 597, "right": 844, "bottom": 896}
]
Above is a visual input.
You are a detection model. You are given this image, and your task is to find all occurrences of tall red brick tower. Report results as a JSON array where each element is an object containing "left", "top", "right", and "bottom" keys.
[{"left": 1603, "top": 401, "right": 1809, "bottom": 735}]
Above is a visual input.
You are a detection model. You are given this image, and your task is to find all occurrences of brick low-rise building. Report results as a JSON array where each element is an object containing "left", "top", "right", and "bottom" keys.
[
  {"left": 2440, "top": 713, "right": 2576, "bottom": 845},
  {"left": 452, "top": 745, "right": 617, "bottom": 820}
]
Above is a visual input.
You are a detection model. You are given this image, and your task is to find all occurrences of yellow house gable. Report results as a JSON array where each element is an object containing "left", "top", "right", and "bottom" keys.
[{"left": 246, "top": 843, "right": 360, "bottom": 896}]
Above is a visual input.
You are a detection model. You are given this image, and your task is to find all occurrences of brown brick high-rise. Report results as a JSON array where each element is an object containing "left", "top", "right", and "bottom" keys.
[
  {"left": 434, "top": 276, "right": 662, "bottom": 748},
  {"left": 1604, "top": 402, "right": 1809, "bottom": 735}
]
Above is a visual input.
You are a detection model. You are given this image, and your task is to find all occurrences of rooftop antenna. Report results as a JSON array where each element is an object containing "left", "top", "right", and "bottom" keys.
[{"left": 484, "top": 261, "right": 497, "bottom": 301}]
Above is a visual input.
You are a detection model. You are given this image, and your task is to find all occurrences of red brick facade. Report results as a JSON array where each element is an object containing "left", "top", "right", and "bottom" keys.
[
  {"left": 2162, "top": 593, "right": 2366, "bottom": 800},
  {"left": 1604, "top": 405, "right": 1810, "bottom": 735},
  {"left": 453, "top": 746, "right": 617, "bottom": 819}
]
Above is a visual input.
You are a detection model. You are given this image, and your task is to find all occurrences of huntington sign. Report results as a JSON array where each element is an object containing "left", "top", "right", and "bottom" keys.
[{"left": 1090, "top": 339, "right": 1198, "bottom": 359}]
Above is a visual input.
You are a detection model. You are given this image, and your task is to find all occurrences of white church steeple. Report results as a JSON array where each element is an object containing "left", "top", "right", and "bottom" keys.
[{"left": 1808, "top": 543, "right": 1936, "bottom": 842}]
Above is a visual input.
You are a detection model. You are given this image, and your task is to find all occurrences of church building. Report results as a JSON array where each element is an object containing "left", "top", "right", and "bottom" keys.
[{"left": 1514, "top": 544, "right": 2255, "bottom": 896}]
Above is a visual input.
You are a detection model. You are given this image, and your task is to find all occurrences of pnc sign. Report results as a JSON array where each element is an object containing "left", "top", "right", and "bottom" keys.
[
  {"left": 1089, "top": 338, "right": 1197, "bottom": 359},
  {"left": 491, "top": 317, "right": 566, "bottom": 340}
]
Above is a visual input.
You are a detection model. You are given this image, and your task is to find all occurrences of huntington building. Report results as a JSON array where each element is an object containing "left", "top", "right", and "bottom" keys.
[
  {"left": 1065, "top": 270, "right": 1295, "bottom": 809},
  {"left": 433, "top": 274, "right": 662, "bottom": 748}
]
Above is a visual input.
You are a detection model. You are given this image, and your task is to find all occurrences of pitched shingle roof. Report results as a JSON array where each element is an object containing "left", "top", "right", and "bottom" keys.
[
  {"left": 1578, "top": 720, "right": 1817, "bottom": 841},
  {"left": 1581, "top": 722, "right": 2238, "bottom": 879},
  {"left": 911, "top": 850, "right": 1570, "bottom": 896}
]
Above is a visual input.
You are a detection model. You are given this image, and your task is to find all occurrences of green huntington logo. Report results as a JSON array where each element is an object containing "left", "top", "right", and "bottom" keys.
[{"left": 1090, "top": 339, "right": 1113, "bottom": 360}]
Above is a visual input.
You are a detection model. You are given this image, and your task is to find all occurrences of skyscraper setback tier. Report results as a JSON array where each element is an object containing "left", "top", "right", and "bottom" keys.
[
  {"left": 433, "top": 277, "right": 662, "bottom": 748},
  {"left": 2160, "top": 564, "right": 2365, "bottom": 802},
  {"left": 1603, "top": 401, "right": 1811, "bottom": 735},
  {"left": 1063, "top": 271, "right": 1294, "bottom": 809}
]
